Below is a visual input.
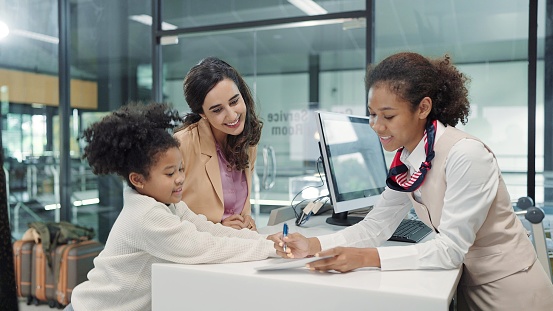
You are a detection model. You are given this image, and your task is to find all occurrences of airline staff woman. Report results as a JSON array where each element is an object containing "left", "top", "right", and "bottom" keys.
[{"left": 276, "top": 52, "right": 553, "bottom": 310}]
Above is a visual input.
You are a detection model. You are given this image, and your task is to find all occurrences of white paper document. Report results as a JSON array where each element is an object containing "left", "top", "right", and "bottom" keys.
[{"left": 255, "top": 256, "right": 332, "bottom": 271}]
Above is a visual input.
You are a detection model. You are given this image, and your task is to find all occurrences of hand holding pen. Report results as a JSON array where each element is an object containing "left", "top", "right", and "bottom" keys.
[
  {"left": 269, "top": 222, "right": 316, "bottom": 258},
  {"left": 282, "top": 223, "right": 288, "bottom": 252}
]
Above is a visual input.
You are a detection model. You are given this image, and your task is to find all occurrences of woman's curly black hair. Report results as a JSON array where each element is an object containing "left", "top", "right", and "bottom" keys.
[
  {"left": 365, "top": 52, "right": 471, "bottom": 127},
  {"left": 81, "top": 102, "right": 183, "bottom": 188},
  {"left": 176, "top": 57, "right": 262, "bottom": 171}
]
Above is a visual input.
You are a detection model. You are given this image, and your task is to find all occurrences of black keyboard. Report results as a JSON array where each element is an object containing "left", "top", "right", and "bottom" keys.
[{"left": 389, "top": 219, "right": 433, "bottom": 243}]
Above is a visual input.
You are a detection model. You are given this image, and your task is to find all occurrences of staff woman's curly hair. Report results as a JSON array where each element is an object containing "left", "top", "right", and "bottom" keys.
[
  {"left": 81, "top": 102, "right": 183, "bottom": 189},
  {"left": 365, "top": 52, "right": 471, "bottom": 127}
]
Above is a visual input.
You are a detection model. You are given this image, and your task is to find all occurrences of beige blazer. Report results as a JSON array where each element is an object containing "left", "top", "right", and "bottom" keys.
[{"left": 173, "top": 118, "right": 256, "bottom": 223}]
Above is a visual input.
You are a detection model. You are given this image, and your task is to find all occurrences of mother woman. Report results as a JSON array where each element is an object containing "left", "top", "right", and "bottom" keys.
[{"left": 174, "top": 57, "right": 263, "bottom": 230}]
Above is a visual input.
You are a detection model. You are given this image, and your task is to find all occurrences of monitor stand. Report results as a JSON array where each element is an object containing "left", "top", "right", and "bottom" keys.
[{"left": 326, "top": 211, "right": 364, "bottom": 226}]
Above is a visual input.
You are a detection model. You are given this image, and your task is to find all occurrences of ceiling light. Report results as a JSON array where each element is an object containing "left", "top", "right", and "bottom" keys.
[
  {"left": 129, "top": 14, "right": 177, "bottom": 30},
  {"left": 12, "top": 29, "right": 59, "bottom": 44},
  {"left": 129, "top": 15, "right": 179, "bottom": 45},
  {"left": 175, "top": 18, "right": 347, "bottom": 39},
  {"left": 342, "top": 18, "right": 366, "bottom": 30},
  {"left": 160, "top": 36, "right": 179, "bottom": 45},
  {"left": 0, "top": 21, "right": 10, "bottom": 40},
  {"left": 288, "top": 0, "right": 328, "bottom": 16}
]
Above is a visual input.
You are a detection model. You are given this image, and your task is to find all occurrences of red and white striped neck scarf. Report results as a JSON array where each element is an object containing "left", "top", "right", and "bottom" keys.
[{"left": 386, "top": 120, "right": 438, "bottom": 192}]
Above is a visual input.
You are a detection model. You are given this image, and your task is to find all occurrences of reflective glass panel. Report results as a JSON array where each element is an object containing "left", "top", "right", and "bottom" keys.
[
  {"left": 375, "top": 0, "right": 535, "bottom": 201},
  {"left": 162, "top": 0, "right": 365, "bottom": 29}
]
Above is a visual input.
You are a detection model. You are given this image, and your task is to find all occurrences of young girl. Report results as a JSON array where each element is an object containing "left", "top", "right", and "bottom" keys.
[
  {"left": 67, "top": 102, "right": 276, "bottom": 311},
  {"left": 276, "top": 52, "right": 553, "bottom": 310},
  {"left": 174, "top": 57, "right": 262, "bottom": 231}
]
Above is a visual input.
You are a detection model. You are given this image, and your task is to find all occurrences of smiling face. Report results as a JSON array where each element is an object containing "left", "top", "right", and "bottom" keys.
[
  {"left": 130, "top": 147, "right": 185, "bottom": 204},
  {"left": 200, "top": 78, "right": 247, "bottom": 145},
  {"left": 367, "top": 84, "right": 431, "bottom": 153}
]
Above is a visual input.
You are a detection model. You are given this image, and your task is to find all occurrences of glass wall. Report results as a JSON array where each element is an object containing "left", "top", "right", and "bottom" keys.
[
  {"left": 69, "top": 0, "right": 153, "bottom": 242},
  {"left": 161, "top": 0, "right": 549, "bottom": 211},
  {"left": 161, "top": 1, "right": 367, "bottom": 213},
  {"left": 0, "top": 0, "right": 153, "bottom": 240},
  {"left": 162, "top": 0, "right": 365, "bottom": 28},
  {"left": 541, "top": 0, "right": 553, "bottom": 212},
  {"left": 1, "top": 0, "right": 551, "bottom": 239},
  {"left": 0, "top": 0, "right": 60, "bottom": 238},
  {"left": 373, "top": 0, "right": 537, "bottom": 201}
]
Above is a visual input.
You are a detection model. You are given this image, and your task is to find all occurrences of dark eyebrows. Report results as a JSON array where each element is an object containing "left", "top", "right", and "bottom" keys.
[
  {"left": 229, "top": 94, "right": 239, "bottom": 102},
  {"left": 207, "top": 94, "right": 240, "bottom": 111},
  {"left": 163, "top": 164, "right": 178, "bottom": 171},
  {"left": 369, "top": 106, "right": 396, "bottom": 112},
  {"left": 208, "top": 104, "right": 221, "bottom": 111}
]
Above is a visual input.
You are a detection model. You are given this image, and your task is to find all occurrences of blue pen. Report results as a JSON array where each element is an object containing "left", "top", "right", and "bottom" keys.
[{"left": 283, "top": 223, "right": 288, "bottom": 252}]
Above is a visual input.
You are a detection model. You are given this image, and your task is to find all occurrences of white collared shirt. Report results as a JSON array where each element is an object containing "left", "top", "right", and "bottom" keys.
[{"left": 318, "top": 121, "right": 499, "bottom": 270}]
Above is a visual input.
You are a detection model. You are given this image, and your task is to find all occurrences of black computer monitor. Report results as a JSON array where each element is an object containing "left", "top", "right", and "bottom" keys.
[{"left": 315, "top": 111, "right": 388, "bottom": 226}]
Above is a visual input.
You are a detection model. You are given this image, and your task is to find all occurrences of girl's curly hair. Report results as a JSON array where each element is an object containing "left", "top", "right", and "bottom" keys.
[
  {"left": 365, "top": 52, "right": 471, "bottom": 126},
  {"left": 81, "top": 102, "right": 183, "bottom": 188}
]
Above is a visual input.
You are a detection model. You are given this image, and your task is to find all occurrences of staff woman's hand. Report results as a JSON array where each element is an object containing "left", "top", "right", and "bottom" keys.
[{"left": 306, "top": 247, "right": 381, "bottom": 273}]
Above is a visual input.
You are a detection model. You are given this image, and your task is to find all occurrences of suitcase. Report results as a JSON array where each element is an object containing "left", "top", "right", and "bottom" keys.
[
  {"left": 31, "top": 243, "right": 58, "bottom": 307},
  {"left": 55, "top": 240, "right": 103, "bottom": 306},
  {"left": 13, "top": 239, "right": 35, "bottom": 304}
]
